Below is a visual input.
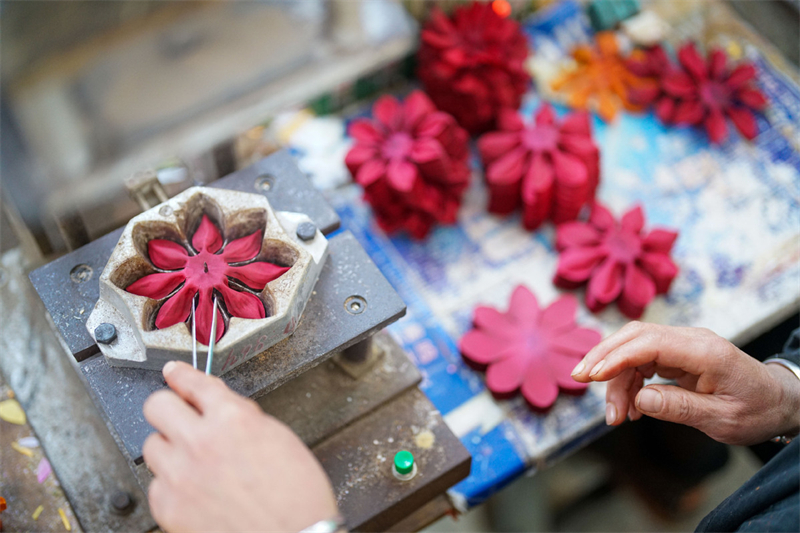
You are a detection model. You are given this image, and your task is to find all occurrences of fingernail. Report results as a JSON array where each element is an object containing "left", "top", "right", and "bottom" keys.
[
  {"left": 605, "top": 403, "right": 617, "bottom": 425},
  {"left": 637, "top": 388, "right": 663, "bottom": 413},
  {"left": 163, "top": 361, "right": 177, "bottom": 378},
  {"left": 571, "top": 360, "right": 586, "bottom": 376},
  {"left": 589, "top": 360, "right": 605, "bottom": 378}
]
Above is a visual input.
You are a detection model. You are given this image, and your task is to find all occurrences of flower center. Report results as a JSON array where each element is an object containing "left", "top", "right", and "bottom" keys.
[
  {"left": 699, "top": 80, "right": 731, "bottom": 109},
  {"left": 522, "top": 125, "right": 559, "bottom": 153},
  {"left": 604, "top": 228, "right": 642, "bottom": 264},
  {"left": 183, "top": 249, "right": 229, "bottom": 290},
  {"left": 382, "top": 132, "right": 414, "bottom": 160}
]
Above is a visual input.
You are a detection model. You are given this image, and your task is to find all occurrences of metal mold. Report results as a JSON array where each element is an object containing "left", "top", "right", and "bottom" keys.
[{"left": 85, "top": 186, "right": 328, "bottom": 375}]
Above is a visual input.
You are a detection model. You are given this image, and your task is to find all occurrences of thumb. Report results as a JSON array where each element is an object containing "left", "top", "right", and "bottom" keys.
[{"left": 635, "top": 384, "right": 720, "bottom": 429}]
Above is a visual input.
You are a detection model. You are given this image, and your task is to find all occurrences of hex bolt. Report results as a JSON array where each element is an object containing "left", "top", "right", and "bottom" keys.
[
  {"left": 69, "top": 264, "right": 93, "bottom": 283},
  {"left": 95, "top": 323, "right": 117, "bottom": 344},
  {"left": 344, "top": 295, "right": 367, "bottom": 315},
  {"left": 254, "top": 174, "right": 275, "bottom": 192},
  {"left": 109, "top": 490, "right": 135, "bottom": 515},
  {"left": 296, "top": 221, "right": 317, "bottom": 242}
]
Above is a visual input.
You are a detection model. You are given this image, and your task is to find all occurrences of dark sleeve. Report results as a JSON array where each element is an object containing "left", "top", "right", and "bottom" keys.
[
  {"left": 696, "top": 439, "right": 799, "bottom": 532},
  {"left": 776, "top": 328, "right": 800, "bottom": 367}
]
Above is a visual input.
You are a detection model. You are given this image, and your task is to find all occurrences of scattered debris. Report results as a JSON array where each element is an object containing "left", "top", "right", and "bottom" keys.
[
  {"left": 58, "top": 508, "right": 71, "bottom": 531},
  {"left": 10, "top": 442, "right": 33, "bottom": 458},
  {"left": 32, "top": 505, "right": 44, "bottom": 521},
  {"left": 37, "top": 458, "right": 52, "bottom": 484},
  {"left": 0, "top": 399, "right": 26, "bottom": 425}
]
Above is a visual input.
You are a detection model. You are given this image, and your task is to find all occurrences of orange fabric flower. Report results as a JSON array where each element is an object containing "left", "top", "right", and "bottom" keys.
[{"left": 551, "top": 32, "right": 649, "bottom": 122}]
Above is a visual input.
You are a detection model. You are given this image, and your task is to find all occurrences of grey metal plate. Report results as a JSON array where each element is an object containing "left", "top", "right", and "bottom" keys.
[
  {"left": 80, "top": 231, "right": 406, "bottom": 462},
  {"left": 28, "top": 150, "right": 341, "bottom": 363},
  {"left": 259, "top": 331, "right": 421, "bottom": 447}
]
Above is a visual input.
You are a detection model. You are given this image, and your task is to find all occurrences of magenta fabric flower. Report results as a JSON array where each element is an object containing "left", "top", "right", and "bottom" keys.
[
  {"left": 126, "top": 215, "right": 289, "bottom": 345},
  {"left": 344, "top": 90, "right": 470, "bottom": 239},
  {"left": 459, "top": 285, "right": 601, "bottom": 411},
  {"left": 554, "top": 203, "right": 679, "bottom": 319},
  {"left": 477, "top": 103, "right": 600, "bottom": 230},
  {"left": 417, "top": 1, "right": 530, "bottom": 134}
]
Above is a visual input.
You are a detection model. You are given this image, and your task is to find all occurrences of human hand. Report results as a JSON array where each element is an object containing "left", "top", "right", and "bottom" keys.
[
  {"left": 571, "top": 322, "right": 800, "bottom": 446},
  {"left": 142, "top": 361, "right": 338, "bottom": 533}
]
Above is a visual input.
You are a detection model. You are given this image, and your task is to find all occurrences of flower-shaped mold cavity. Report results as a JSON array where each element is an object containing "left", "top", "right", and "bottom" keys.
[{"left": 86, "top": 187, "right": 328, "bottom": 375}]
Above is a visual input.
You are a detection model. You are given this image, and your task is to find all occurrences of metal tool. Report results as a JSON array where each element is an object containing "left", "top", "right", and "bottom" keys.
[
  {"left": 192, "top": 296, "right": 198, "bottom": 370},
  {"left": 205, "top": 296, "right": 218, "bottom": 375}
]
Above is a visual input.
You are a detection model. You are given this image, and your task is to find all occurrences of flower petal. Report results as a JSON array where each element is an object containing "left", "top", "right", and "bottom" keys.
[
  {"left": 587, "top": 257, "right": 624, "bottom": 305},
  {"left": 486, "top": 353, "right": 527, "bottom": 395},
  {"left": 590, "top": 203, "right": 616, "bottom": 230},
  {"left": 620, "top": 205, "right": 645, "bottom": 234},
  {"left": 621, "top": 263, "right": 656, "bottom": 312},
  {"left": 148, "top": 240, "right": 188, "bottom": 270},
  {"left": 373, "top": 95, "right": 402, "bottom": 130},
  {"left": 497, "top": 108, "right": 524, "bottom": 131},
  {"left": 726, "top": 64, "right": 756, "bottom": 90},
  {"left": 222, "top": 231, "right": 263, "bottom": 264},
  {"left": 639, "top": 252, "right": 679, "bottom": 294},
  {"left": 473, "top": 306, "right": 520, "bottom": 339},
  {"left": 704, "top": 108, "right": 728, "bottom": 144},
  {"left": 345, "top": 145, "right": 378, "bottom": 175},
  {"left": 535, "top": 103, "right": 556, "bottom": 127},
  {"left": 127, "top": 271, "right": 185, "bottom": 300},
  {"left": 387, "top": 159, "right": 418, "bottom": 192},
  {"left": 478, "top": 131, "right": 521, "bottom": 162},
  {"left": 662, "top": 72, "right": 697, "bottom": 98},
  {"left": 227, "top": 262, "right": 290, "bottom": 291},
  {"left": 673, "top": 99, "right": 705, "bottom": 125},
  {"left": 155, "top": 285, "right": 196, "bottom": 330},
  {"left": 549, "top": 353, "right": 590, "bottom": 392},
  {"left": 550, "top": 327, "right": 602, "bottom": 357},
  {"left": 560, "top": 111, "right": 592, "bottom": 136},
  {"left": 507, "top": 285, "right": 540, "bottom": 325},
  {"left": 555, "top": 246, "right": 606, "bottom": 283},
  {"left": 539, "top": 295, "right": 578, "bottom": 332},
  {"left": 192, "top": 215, "right": 223, "bottom": 254},
  {"left": 459, "top": 330, "right": 515, "bottom": 366},
  {"left": 410, "top": 138, "right": 446, "bottom": 164},
  {"left": 521, "top": 151, "right": 554, "bottom": 228},
  {"left": 196, "top": 290, "right": 224, "bottom": 346},
  {"left": 678, "top": 43, "right": 707, "bottom": 80},
  {"left": 220, "top": 284, "right": 265, "bottom": 319},
  {"left": 403, "top": 91, "right": 436, "bottom": 130},
  {"left": 655, "top": 95, "right": 677, "bottom": 124},
  {"left": 552, "top": 150, "right": 588, "bottom": 188},
  {"left": 727, "top": 106, "right": 758, "bottom": 140},
  {"left": 736, "top": 88, "right": 767, "bottom": 110},
  {"left": 556, "top": 222, "right": 601, "bottom": 251},
  {"left": 348, "top": 119, "right": 383, "bottom": 145},
  {"left": 487, "top": 147, "right": 527, "bottom": 186},
  {"left": 520, "top": 358, "right": 559, "bottom": 409},
  {"left": 355, "top": 158, "right": 386, "bottom": 187},
  {"left": 642, "top": 229, "right": 678, "bottom": 253},
  {"left": 708, "top": 48, "right": 727, "bottom": 80}
]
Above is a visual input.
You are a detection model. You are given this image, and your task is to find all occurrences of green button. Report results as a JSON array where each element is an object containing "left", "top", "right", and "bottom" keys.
[{"left": 394, "top": 450, "right": 414, "bottom": 476}]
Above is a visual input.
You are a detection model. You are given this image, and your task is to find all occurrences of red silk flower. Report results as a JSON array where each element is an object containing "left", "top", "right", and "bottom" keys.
[
  {"left": 477, "top": 103, "right": 600, "bottom": 230},
  {"left": 554, "top": 203, "right": 679, "bottom": 319},
  {"left": 628, "top": 43, "right": 767, "bottom": 143},
  {"left": 625, "top": 45, "right": 678, "bottom": 124},
  {"left": 459, "top": 286, "right": 601, "bottom": 411},
  {"left": 417, "top": 1, "right": 530, "bottom": 134},
  {"left": 345, "top": 91, "right": 470, "bottom": 239},
  {"left": 126, "top": 215, "right": 289, "bottom": 345}
]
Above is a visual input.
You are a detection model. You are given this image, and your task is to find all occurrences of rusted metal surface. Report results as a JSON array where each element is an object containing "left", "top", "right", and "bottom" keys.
[
  {"left": 79, "top": 231, "right": 406, "bottom": 462},
  {"left": 28, "top": 150, "right": 340, "bottom": 364},
  {"left": 0, "top": 249, "right": 155, "bottom": 533},
  {"left": 313, "top": 388, "right": 472, "bottom": 532},
  {"left": 259, "top": 331, "right": 421, "bottom": 447}
]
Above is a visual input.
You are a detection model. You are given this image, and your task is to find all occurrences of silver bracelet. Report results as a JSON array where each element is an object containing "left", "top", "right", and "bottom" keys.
[
  {"left": 300, "top": 515, "right": 347, "bottom": 533},
  {"left": 764, "top": 357, "right": 800, "bottom": 444}
]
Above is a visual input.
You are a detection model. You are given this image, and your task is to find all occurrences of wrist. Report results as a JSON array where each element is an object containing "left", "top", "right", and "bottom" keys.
[{"left": 765, "top": 362, "right": 800, "bottom": 438}]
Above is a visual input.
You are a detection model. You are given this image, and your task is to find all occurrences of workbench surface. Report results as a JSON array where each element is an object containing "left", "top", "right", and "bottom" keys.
[{"left": 306, "top": 0, "right": 800, "bottom": 508}]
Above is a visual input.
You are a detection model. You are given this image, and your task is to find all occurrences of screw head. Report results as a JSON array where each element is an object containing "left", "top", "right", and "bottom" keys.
[
  {"left": 109, "top": 490, "right": 134, "bottom": 515},
  {"left": 296, "top": 221, "right": 317, "bottom": 242},
  {"left": 254, "top": 174, "right": 275, "bottom": 191},
  {"left": 69, "top": 264, "right": 93, "bottom": 283},
  {"left": 344, "top": 295, "right": 366, "bottom": 315},
  {"left": 394, "top": 450, "right": 414, "bottom": 476},
  {"left": 95, "top": 323, "right": 117, "bottom": 344}
]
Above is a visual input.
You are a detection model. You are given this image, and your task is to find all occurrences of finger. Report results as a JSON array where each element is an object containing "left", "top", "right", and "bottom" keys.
[
  {"left": 605, "top": 368, "right": 636, "bottom": 425},
  {"left": 142, "top": 432, "right": 173, "bottom": 477},
  {"left": 589, "top": 327, "right": 720, "bottom": 382},
  {"left": 627, "top": 371, "right": 644, "bottom": 421},
  {"left": 571, "top": 321, "right": 647, "bottom": 382},
  {"left": 143, "top": 389, "right": 201, "bottom": 443},
  {"left": 635, "top": 384, "right": 721, "bottom": 429},
  {"left": 162, "top": 360, "right": 232, "bottom": 414}
]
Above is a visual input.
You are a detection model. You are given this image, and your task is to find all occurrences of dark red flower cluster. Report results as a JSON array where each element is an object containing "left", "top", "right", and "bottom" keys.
[
  {"left": 554, "top": 204, "right": 679, "bottom": 319},
  {"left": 627, "top": 43, "right": 767, "bottom": 143},
  {"left": 459, "top": 285, "right": 601, "bottom": 411},
  {"left": 417, "top": 1, "right": 530, "bottom": 134},
  {"left": 127, "top": 215, "right": 289, "bottom": 345},
  {"left": 478, "top": 103, "right": 600, "bottom": 230},
  {"left": 345, "top": 91, "right": 470, "bottom": 239}
]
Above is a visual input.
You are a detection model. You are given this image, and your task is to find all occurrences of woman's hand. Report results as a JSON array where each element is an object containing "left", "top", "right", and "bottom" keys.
[
  {"left": 571, "top": 322, "right": 800, "bottom": 446},
  {"left": 142, "top": 361, "right": 338, "bottom": 533}
]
